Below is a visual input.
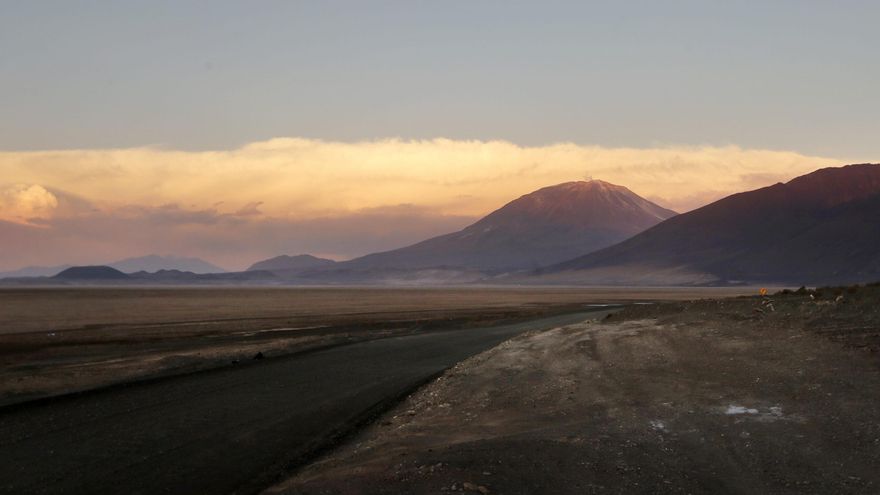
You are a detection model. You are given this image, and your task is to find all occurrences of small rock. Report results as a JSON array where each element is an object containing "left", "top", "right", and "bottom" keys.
[
  {"left": 462, "top": 482, "right": 490, "bottom": 493},
  {"left": 253, "top": 351, "right": 265, "bottom": 360}
]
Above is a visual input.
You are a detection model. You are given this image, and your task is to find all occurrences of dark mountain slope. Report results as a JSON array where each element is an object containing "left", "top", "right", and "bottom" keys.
[{"left": 543, "top": 164, "right": 880, "bottom": 285}]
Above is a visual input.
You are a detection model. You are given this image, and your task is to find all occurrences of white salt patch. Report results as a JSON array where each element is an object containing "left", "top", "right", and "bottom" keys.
[
  {"left": 725, "top": 405, "right": 759, "bottom": 415},
  {"left": 649, "top": 420, "right": 667, "bottom": 431}
]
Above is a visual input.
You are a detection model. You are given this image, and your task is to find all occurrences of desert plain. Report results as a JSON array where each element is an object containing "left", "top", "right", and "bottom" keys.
[
  {"left": 2, "top": 285, "right": 879, "bottom": 494},
  {"left": 0, "top": 286, "right": 748, "bottom": 405}
]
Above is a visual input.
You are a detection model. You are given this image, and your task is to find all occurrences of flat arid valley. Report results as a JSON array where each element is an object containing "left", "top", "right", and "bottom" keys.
[
  {"left": 3, "top": 286, "right": 880, "bottom": 494},
  {"left": 3, "top": 3, "right": 880, "bottom": 494}
]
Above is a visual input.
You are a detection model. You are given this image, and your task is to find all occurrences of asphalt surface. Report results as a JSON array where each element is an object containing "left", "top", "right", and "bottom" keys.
[{"left": 0, "top": 310, "right": 605, "bottom": 495}]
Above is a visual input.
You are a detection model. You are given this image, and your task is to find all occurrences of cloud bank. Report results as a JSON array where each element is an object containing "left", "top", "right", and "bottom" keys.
[
  {"left": 0, "top": 138, "right": 842, "bottom": 270},
  {"left": 0, "top": 184, "right": 59, "bottom": 225}
]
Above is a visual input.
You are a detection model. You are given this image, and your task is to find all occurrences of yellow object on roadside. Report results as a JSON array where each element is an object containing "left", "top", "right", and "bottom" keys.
[{"left": 760, "top": 288, "right": 768, "bottom": 296}]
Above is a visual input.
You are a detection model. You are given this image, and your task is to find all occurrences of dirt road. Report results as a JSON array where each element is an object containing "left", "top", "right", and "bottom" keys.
[{"left": 0, "top": 310, "right": 608, "bottom": 495}]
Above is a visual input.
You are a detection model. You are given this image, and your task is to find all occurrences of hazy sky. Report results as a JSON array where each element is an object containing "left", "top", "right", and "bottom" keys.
[
  {"left": 3, "top": 1, "right": 879, "bottom": 155},
  {"left": 1, "top": 2, "right": 877, "bottom": 270}
]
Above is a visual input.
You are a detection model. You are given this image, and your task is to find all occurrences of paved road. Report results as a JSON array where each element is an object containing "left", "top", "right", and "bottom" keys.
[{"left": 0, "top": 310, "right": 608, "bottom": 495}]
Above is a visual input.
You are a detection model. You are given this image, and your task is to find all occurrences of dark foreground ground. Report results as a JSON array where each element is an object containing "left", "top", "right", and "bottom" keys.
[
  {"left": 277, "top": 285, "right": 880, "bottom": 494},
  {"left": 0, "top": 310, "right": 614, "bottom": 495}
]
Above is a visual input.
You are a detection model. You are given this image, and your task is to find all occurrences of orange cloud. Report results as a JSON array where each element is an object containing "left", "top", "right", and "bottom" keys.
[
  {"left": 0, "top": 184, "right": 59, "bottom": 225},
  {"left": 0, "top": 139, "right": 843, "bottom": 221}
]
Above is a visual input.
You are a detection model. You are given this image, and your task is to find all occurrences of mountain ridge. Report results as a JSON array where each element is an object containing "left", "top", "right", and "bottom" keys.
[
  {"left": 247, "top": 254, "right": 336, "bottom": 273},
  {"left": 109, "top": 255, "right": 226, "bottom": 274},
  {"left": 540, "top": 163, "right": 880, "bottom": 286}
]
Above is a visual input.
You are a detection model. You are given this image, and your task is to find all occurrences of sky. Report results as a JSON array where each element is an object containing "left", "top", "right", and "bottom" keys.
[{"left": 1, "top": 1, "right": 878, "bottom": 270}]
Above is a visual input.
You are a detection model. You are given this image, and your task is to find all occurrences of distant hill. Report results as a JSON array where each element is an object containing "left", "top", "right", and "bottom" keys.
[
  {"left": 127, "top": 269, "right": 278, "bottom": 283},
  {"left": 312, "top": 180, "right": 675, "bottom": 280},
  {"left": 109, "top": 255, "right": 225, "bottom": 274},
  {"left": 539, "top": 164, "right": 880, "bottom": 286},
  {"left": 0, "top": 264, "right": 71, "bottom": 278},
  {"left": 247, "top": 254, "right": 336, "bottom": 273},
  {"left": 0, "top": 255, "right": 224, "bottom": 280},
  {"left": 53, "top": 266, "right": 130, "bottom": 280}
]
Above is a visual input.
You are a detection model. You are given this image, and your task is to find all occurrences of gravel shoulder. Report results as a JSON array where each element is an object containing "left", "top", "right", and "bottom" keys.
[{"left": 272, "top": 287, "right": 880, "bottom": 494}]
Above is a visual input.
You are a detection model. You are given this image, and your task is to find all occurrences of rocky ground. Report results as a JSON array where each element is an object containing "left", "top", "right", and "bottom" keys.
[{"left": 270, "top": 284, "right": 880, "bottom": 494}]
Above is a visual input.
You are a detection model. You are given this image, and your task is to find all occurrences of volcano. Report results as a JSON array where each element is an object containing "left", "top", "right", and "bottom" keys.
[{"left": 331, "top": 180, "right": 676, "bottom": 274}]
